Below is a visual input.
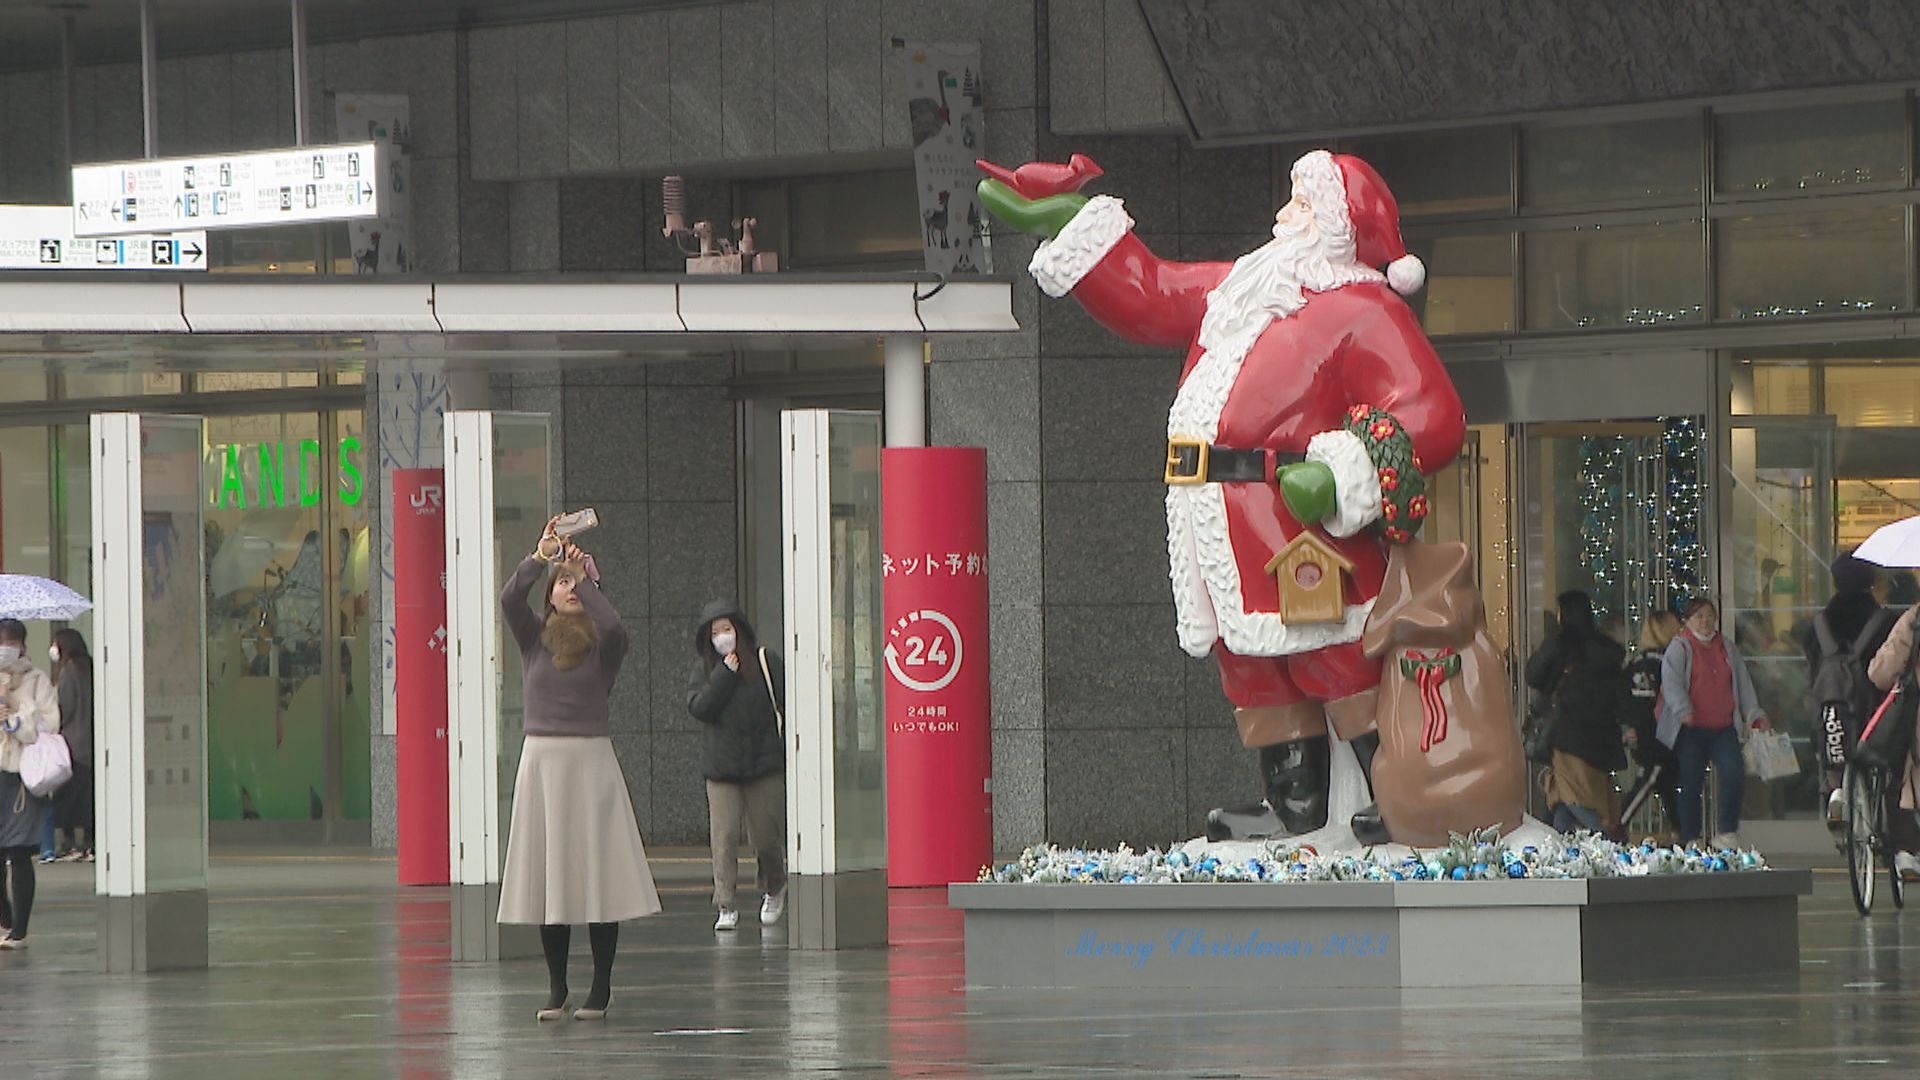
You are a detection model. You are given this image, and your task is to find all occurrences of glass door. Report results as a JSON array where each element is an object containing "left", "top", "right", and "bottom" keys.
[
  {"left": 1726, "top": 417, "right": 1835, "bottom": 820},
  {"left": 1519, "top": 419, "right": 1709, "bottom": 661},
  {"left": 828, "top": 411, "right": 885, "bottom": 872},
  {"left": 491, "top": 414, "right": 553, "bottom": 864}
]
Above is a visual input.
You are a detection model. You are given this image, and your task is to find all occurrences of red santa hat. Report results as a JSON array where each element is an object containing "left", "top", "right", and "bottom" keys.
[{"left": 1295, "top": 151, "right": 1426, "bottom": 296}]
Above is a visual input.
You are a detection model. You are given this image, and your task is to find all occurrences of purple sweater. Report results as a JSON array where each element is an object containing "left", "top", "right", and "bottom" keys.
[{"left": 500, "top": 556, "right": 629, "bottom": 737}]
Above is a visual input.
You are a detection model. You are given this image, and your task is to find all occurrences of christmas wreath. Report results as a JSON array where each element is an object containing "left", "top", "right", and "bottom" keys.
[{"left": 1343, "top": 403, "right": 1428, "bottom": 544}]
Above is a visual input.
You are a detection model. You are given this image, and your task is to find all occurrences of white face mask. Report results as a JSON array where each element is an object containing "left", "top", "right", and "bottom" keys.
[
  {"left": 711, "top": 631, "right": 737, "bottom": 657},
  {"left": 48, "top": 646, "right": 60, "bottom": 664},
  {"left": 0, "top": 646, "right": 20, "bottom": 666}
]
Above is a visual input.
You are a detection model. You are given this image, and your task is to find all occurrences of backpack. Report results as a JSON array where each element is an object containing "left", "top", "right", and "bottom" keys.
[{"left": 1812, "top": 608, "right": 1893, "bottom": 767}]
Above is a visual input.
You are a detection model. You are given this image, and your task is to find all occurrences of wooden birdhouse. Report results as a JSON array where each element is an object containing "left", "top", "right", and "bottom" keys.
[{"left": 1266, "top": 532, "right": 1354, "bottom": 625}]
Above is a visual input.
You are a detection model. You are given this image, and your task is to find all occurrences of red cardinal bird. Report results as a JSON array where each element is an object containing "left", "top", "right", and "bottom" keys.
[{"left": 974, "top": 153, "right": 1103, "bottom": 200}]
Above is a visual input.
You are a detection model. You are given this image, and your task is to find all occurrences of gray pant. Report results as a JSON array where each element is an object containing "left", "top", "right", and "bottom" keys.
[{"left": 706, "top": 773, "right": 787, "bottom": 910}]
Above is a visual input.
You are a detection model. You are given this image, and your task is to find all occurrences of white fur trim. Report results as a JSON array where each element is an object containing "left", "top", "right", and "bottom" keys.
[
  {"left": 1387, "top": 254, "right": 1425, "bottom": 295},
  {"left": 1166, "top": 482, "right": 1375, "bottom": 659},
  {"left": 1291, "top": 151, "right": 1355, "bottom": 251},
  {"left": 1305, "top": 429, "right": 1384, "bottom": 539},
  {"left": 1027, "top": 195, "right": 1133, "bottom": 298}
]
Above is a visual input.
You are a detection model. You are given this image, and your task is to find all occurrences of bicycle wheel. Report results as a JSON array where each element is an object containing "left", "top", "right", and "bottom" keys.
[{"left": 1846, "top": 763, "right": 1878, "bottom": 916}]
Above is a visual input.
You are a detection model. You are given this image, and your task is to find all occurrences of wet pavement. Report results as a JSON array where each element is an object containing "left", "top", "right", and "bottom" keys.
[{"left": 2, "top": 850, "right": 1916, "bottom": 1078}]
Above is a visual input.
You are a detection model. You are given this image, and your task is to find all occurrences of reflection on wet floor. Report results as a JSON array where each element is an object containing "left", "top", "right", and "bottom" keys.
[{"left": 4, "top": 852, "right": 1916, "bottom": 1078}]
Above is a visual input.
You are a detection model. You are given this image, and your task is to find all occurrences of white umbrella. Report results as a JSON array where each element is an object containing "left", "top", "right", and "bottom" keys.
[
  {"left": 0, "top": 574, "right": 94, "bottom": 620},
  {"left": 1854, "top": 515, "right": 1920, "bottom": 570}
]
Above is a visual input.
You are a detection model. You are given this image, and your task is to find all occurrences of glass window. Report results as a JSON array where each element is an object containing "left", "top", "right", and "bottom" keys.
[
  {"left": 1524, "top": 219, "right": 1705, "bottom": 329},
  {"left": 1402, "top": 230, "right": 1514, "bottom": 334},
  {"left": 1340, "top": 127, "right": 1510, "bottom": 218},
  {"left": 1522, "top": 117, "right": 1701, "bottom": 207},
  {"left": 198, "top": 371, "right": 323, "bottom": 392},
  {"left": 0, "top": 368, "right": 48, "bottom": 401},
  {"left": 1734, "top": 361, "right": 1814, "bottom": 416},
  {"left": 1826, "top": 364, "right": 1920, "bottom": 428},
  {"left": 788, "top": 170, "right": 922, "bottom": 268},
  {"left": 211, "top": 226, "right": 324, "bottom": 274},
  {"left": 0, "top": 427, "right": 53, "bottom": 578},
  {"left": 1715, "top": 99, "right": 1908, "bottom": 196},
  {"left": 60, "top": 371, "right": 184, "bottom": 397},
  {"left": 1716, "top": 206, "right": 1907, "bottom": 320}
]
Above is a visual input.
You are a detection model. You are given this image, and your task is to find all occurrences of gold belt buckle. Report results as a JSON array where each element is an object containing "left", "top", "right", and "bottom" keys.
[{"left": 1165, "top": 437, "right": 1208, "bottom": 485}]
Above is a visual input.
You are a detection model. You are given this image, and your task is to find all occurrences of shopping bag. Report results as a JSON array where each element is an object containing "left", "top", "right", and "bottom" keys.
[
  {"left": 1742, "top": 729, "right": 1800, "bottom": 782},
  {"left": 20, "top": 730, "right": 73, "bottom": 797}
]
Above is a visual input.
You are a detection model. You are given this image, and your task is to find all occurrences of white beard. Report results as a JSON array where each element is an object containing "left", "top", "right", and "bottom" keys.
[{"left": 1196, "top": 214, "right": 1379, "bottom": 359}]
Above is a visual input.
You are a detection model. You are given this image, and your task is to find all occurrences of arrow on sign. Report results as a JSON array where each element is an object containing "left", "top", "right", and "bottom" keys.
[{"left": 182, "top": 241, "right": 203, "bottom": 263}]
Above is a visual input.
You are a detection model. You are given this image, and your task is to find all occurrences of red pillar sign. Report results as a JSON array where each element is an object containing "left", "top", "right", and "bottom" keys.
[
  {"left": 882, "top": 447, "right": 991, "bottom": 887},
  {"left": 393, "top": 468, "right": 450, "bottom": 886}
]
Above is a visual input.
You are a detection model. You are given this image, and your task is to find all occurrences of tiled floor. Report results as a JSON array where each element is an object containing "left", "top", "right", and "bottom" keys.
[{"left": 3, "top": 851, "right": 1915, "bottom": 1078}]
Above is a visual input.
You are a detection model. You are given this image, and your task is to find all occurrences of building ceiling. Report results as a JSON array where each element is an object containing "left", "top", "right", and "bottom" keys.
[{"left": 0, "top": 0, "right": 706, "bottom": 72}]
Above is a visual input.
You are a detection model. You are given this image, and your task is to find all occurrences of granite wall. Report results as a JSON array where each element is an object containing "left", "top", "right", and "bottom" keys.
[{"left": 1142, "top": 0, "right": 1920, "bottom": 142}]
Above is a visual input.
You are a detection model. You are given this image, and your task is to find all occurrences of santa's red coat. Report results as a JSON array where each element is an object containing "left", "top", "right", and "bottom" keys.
[{"left": 1066, "top": 229, "right": 1466, "bottom": 659}]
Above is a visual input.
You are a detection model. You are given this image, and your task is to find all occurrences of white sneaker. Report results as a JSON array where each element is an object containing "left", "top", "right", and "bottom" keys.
[
  {"left": 1828, "top": 789, "right": 1847, "bottom": 829},
  {"left": 1896, "top": 851, "right": 1920, "bottom": 882},
  {"left": 714, "top": 908, "right": 739, "bottom": 931},
  {"left": 760, "top": 889, "right": 786, "bottom": 926},
  {"left": 1711, "top": 831, "right": 1743, "bottom": 850}
]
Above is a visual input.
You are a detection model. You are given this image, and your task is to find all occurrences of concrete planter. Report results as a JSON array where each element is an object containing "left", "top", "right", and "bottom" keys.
[{"left": 948, "top": 870, "right": 1812, "bottom": 988}]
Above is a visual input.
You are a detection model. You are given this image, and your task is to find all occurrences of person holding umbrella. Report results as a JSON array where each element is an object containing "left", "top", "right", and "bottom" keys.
[
  {"left": 1852, "top": 514, "right": 1920, "bottom": 882},
  {"left": 0, "top": 617, "right": 60, "bottom": 949}
]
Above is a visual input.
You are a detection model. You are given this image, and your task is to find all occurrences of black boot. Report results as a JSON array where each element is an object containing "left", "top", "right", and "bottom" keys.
[
  {"left": 1347, "top": 731, "right": 1390, "bottom": 845},
  {"left": 1264, "top": 736, "right": 1332, "bottom": 836}
]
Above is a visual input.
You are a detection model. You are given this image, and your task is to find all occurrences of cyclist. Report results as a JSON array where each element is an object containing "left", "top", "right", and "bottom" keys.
[{"left": 1865, "top": 605, "right": 1920, "bottom": 882}]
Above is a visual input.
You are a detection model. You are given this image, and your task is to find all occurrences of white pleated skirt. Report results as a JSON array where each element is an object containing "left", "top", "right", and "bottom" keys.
[{"left": 497, "top": 735, "right": 662, "bottom": 925}]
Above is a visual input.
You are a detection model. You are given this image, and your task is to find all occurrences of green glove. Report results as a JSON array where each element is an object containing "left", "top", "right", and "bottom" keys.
[
  {"left": 977, "top": 179, "right": 1089, "bottom": 240},
  {"left": 1277, "top": 461, "right": 1337, "bottom": 525}
]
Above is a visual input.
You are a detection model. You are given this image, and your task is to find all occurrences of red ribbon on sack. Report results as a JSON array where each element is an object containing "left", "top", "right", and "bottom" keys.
[{"left": 1398, "top": 649, "right": 1462, "bottom": 752}]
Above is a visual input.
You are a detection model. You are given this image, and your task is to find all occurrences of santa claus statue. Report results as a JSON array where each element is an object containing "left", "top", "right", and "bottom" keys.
[{"left": 980, "top": 150, "right": 1466, "bottom": 844}]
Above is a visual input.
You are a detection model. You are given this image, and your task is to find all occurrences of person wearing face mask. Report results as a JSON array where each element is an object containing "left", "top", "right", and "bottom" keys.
[
  {"left": 1657, "top": 598, "right": 1770, "bottom": 848},
  {"left": 0, "top": 617, "right": 59, "bottom": 949},
  {"left": 49, "top": 630, "right": 95, "bottom": 862},
  {"left": 687, "top": 601, "right": 786, "bottom": 933},
  {"left": 496, "top": 518, "right": 660, "bottom": 1022}
]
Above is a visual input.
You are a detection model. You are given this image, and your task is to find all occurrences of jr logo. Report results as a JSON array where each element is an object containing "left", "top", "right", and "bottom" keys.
[{"left": 411, "top": 484, "right": 443, "bottom": 511}]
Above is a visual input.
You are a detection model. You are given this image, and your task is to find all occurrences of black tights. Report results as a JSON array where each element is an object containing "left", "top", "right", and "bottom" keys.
[
  {"left": 0, "top": 847, "right": 35, "bottom": 938},
  {"left": 539, "top": 922, "right": 619, "bottom": 1010}
]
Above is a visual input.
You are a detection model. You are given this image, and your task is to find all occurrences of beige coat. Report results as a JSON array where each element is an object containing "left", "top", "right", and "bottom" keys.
[
  {"left": 1865, "top": 607, "right": 1920, "bottom": 811},
  {"left": 0, "top": 658, "right": 60, "bottom": 774}
]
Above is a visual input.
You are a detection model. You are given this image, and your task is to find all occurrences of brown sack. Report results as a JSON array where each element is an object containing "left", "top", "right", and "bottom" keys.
[{"left": 1361, "top": 540, "right": 1526, "bottom": 848}]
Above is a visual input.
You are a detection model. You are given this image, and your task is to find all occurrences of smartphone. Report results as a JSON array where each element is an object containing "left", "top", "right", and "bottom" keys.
[{"left": 553, "top": 508, "right": 600, "bottom": 538}]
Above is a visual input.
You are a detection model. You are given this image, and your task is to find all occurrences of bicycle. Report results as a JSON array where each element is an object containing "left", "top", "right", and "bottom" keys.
[{"left": 1841, "top": 756, "right": 1907, "bottom": 916}]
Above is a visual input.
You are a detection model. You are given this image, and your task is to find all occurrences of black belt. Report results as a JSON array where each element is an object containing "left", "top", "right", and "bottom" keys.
[{"left": 1164, "top": 438, "right": 1304, "bottom": 485}]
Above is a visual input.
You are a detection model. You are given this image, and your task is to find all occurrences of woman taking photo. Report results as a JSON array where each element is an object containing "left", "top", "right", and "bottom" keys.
[
  {"left": 497, "top": 519, "right": 659, "bottom": 1021},
  {"left": 1525, "top": 591, "right": 1630, "bottom": 836},
  {"left": 1658, "top": 598, "right": 1769, "bottom": 848},
  {"left": 50, "top": 629, "right": 94, "bottom": 861}
]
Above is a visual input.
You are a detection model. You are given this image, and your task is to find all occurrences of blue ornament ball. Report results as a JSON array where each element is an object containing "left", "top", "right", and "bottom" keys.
[
  {"left": 1506, "top": 863, "right": 1527, "bottom": 879},
  {"left": 1450, "top": 866, "right": 1468, "bottom": 881}
]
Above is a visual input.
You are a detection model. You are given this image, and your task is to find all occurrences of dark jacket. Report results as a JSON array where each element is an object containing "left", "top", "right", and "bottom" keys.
[
  {"left": 1800, "top": 591, "right": 1896, "bottom": 670},
  {"left": 1525, "top": 632, "right": 1630, "bottom": 772},
  {"left": 56, "top": 662, "right": 94, "bottom": 766},
  {"left": 1624, "top": 648, "right": 1675, "bottom": 770},
  {"left": 686, "top": 600, "right": 785, "bottom": 782}
]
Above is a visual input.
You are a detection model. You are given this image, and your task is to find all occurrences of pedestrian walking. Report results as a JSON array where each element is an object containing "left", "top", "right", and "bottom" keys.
[
  {"left": 0, "top": 618, "right": 60, "bottom": 949},
  {"left": 496, "top": 518, "right": 660, "bottom": 1021},
  {"left": 1525, "top": 591, "right": 1630, "bottom": 836},
  {"left": 1620, "top": 609, "right": 1684, "bottom": 837},
  {"left": 50, "top": 629, "right": 95, "bottom": 862},
  {"left": 1658, "top": 598, "right": 1770, "bottom": 848},
  {"left": 687, "top": 600, "right": 787, "bottom": 933}
]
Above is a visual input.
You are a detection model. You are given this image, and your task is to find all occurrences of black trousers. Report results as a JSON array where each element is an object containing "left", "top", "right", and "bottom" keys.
[{"left": 0, "top": 846, "right": 36, "bottom": 937}]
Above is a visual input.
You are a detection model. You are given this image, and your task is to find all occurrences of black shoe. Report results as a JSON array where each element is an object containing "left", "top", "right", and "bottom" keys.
[
  {"left": 1263, "top": 737, "right": 1332, "bottom": 836},
  {"left": 1345, "top": 730, "right": 1390, "bottom": 843},
  {"left": 1350, "top": 802, "right": 1390, "bottom": 846}
]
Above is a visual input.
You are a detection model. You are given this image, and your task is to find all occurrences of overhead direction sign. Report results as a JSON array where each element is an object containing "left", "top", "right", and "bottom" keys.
[
  {"left": 0, "top": 205, "right": 206, "bottom": 271},
  {"left": 71, "top": 142, "right": 379, "bottom": 237}
]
